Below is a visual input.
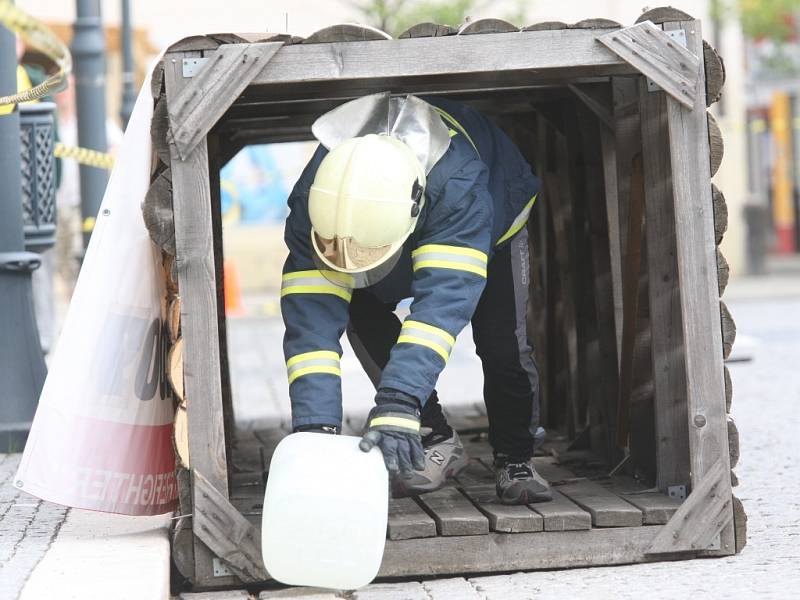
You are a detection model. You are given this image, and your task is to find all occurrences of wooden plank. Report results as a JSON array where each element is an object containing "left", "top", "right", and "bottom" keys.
[
  {"left": 703, "top": 40, "right": 725, "bottom": 106},
  {"left": 167, "top": 43, "right": 283, "bottom": 160},
  {"left": 601, "top": 476, "right": 682, "bottom": 525},
  {"left": 193, "top": 470, "right": 268, "bottom": 582},
  {"left": 720, "top": 300, "right": 736, "bottom": 359},
  {"left": 536, "top": 462, "right": 642, "bottom": 527},
  {"left": 663, "top": 20, "right": 734, "bottom": 556},
  {"left": 398, "top": 23, "right": 456, "bottom": 39},
  {"left": 142, "top": 166, "right": 175, "bottom": 254},
  {"left": 458, "top": 18, "right": 518, "bottom": 35},
  {"left": 574, "top": 102, "right": 620, "bottom": 463},
  {"left": 712, "top": 184, "right": 728, "bottom": 244},
  {"left": 717, "top": 247, "right": 729, "bottom": 296},
  {"left": 387, "top": 498, "right": 437, "bottom": 540},
  {"left": 303, "top": 24, "right": 391, "bottom": 44},
  {"left": 165, "top": 58, "right": 236, "bottom": 588},
  {"left": 249, "top": 30, "right": 632, "bottom": 87},
  {"left": 639, "top": 83, "right": 691, "bottom": 493},
  {"left": 597, "top": 22, "right": 701, "bottom": 108},
  {"left": 461, "top": 485, "right": 544, "bottom": 533},
  {"left": 568, "top": 83, "right": 614, "bottom": 130},
  {"left": 647, "top": 457, "right": 732, "bottom": 553},
  {"left": 528, "top": 489, "right": 592, "bottom": 531},
  {"left": 416, "top": 488, "right": 489, "bottom": 536},
  {"left": 380, "top": 525, "right": 670, "bottom": 577},
  {"left": 617, "top": 151, "right": 646, "bottom": 447}
]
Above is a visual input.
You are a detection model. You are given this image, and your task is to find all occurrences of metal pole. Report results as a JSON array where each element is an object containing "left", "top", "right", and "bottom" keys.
[
  {"left": 119, "top": 0, "right": 135, "bottom": 128},
  {"left": 0, "top": 13, "right": 47, "bottom": 451},
  {"left": 71, "top": 0, "right": 109, "bottom": 249}
]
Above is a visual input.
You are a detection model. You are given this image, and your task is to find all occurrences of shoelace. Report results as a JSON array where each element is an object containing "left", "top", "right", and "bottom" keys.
[{"left": 506, "top": 462, "right": 533, "bottom": 480}]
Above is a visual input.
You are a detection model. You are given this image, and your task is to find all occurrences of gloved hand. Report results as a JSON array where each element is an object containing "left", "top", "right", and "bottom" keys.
[{"left": 359, "top": 388, "right": 426, "bottom": 474}]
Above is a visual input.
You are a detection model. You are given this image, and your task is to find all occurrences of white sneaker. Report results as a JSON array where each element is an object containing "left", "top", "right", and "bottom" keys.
[{"left": 391, "top": 430, "right": 469, "bottom": 497}]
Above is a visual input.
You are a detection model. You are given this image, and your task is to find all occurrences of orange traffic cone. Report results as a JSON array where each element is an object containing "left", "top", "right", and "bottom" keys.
[{"left": 223, "top": 260, "right": 245, "bottom": 316}]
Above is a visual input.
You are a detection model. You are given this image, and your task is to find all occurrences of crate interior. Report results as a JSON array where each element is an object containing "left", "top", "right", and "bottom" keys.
[{"left": 200, "top": 76, "right": 691, "bottom": 578}]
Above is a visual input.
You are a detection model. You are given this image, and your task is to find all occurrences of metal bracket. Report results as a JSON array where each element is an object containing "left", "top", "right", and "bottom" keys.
[
  {"left": 182, "top": 57, "right": 209, "bottom": 78},
  {"left": 212, "top": 557, "right": 233, "bottom": 577},
  {"left": 0, "top": 251, "right": 42, "bottom": 273},
  {"left": 647, "top": 29, "right": 688, "bottom": 92},
  {"left": 667, "top": 485, "right": 687, "bottom": 500}
]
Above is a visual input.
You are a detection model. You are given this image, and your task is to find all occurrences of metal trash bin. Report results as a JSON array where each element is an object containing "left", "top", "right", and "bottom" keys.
[{"left": 19, "top": 101, "right": 57, "bottom": 253}]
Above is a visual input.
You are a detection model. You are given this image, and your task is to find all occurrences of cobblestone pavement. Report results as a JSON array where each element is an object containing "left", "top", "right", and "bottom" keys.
[{"left": 0, "top": 454, "right": 70, "bottom": 600}]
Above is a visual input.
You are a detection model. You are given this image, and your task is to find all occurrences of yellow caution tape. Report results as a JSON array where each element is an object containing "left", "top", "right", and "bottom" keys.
[
  {"left": 0, "top": 1, "right": 71, "bottom": 106},
  {"left": 54, "top": 142, "right": 114, "bottom": 170}
]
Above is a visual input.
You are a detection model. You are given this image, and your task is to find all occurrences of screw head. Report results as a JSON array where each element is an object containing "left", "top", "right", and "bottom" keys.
[
  {"left": 15, "top": 480, "right": 23, "bottom": 488},
  {"left": 693, "top": 414, "right": 707, "bottom": 428},
  {"left": 102, "top": 208, "right": 110, "bottom": 216}
]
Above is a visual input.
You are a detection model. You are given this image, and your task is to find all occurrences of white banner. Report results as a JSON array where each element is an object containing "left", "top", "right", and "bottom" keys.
[{"left": 14, "top": 66, "right": 178, "bottom": 516}]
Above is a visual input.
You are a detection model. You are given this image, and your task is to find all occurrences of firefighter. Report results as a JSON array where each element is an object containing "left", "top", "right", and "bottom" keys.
[{"left": 281, "top": 93, "right": 551, "bottom": 504}]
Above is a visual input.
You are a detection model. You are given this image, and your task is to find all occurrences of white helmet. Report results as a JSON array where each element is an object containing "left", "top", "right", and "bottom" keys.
[{"left": 309, "top": 133, "right": 426, "bottom": 288}]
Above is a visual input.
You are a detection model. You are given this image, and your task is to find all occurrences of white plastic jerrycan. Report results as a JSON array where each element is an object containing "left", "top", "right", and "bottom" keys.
[{"left": 261, "top": 432, "right": 388, "bottom": 589}]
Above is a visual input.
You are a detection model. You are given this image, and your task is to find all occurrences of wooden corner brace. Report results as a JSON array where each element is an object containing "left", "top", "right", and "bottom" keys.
[
  {"left": 167, "top": 42, "right": 284, "bottom": 161},
  {"left": 193, "top": 469, "right": 269, "bottom": 582},
  {"left": 596, "top": 21, "right": 701, "bottom": 109},
  {"left": 646, "top": 457, "right": 732, "bottom": 554}
]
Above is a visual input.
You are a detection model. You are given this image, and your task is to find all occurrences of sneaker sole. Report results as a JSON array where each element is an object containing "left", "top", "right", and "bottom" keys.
[{"left": 392, "top": 454, "right": 470, "bottom": 497}]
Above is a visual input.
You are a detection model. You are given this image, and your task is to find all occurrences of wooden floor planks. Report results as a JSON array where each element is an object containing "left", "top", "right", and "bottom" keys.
[
  {"left": 416, "top": 488, "right": 490, "bottom": 536},
  {"left": 388, "top": 498, "right": 437, "bottom": 540},
  {"left": 461, "top": 485, "right": 544, "bottom": 533},
  {"left": 234, "top": 426, "right": 681, "bottom": 544},
  {"left": 536, "top": 460, "right": 643, "bottom": 527}
]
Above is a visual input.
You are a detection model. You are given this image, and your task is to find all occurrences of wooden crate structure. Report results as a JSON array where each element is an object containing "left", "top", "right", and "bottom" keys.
[{"left": 144, "top": 7, "right": 746, "bottom": 591}]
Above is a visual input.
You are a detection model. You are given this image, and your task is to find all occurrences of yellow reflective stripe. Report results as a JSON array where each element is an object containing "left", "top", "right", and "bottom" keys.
[
  {"left": 403, "top": 320, "right": 455, "bottom": 345},
  {"left": 282, "top": 270, "right": 355, "bottom": 287},
  {"left": 286, "top": 350, "right": 339, "bottom": 368},
  {"left": 369, "top": 416, "right": 421, "bottom": 431},
  {"left": 280, "top": 285, "right": 352, "bottom": 302},
  {"left": 397, "top": 335, "right": 450, "bottom": 361},
  {"left": 412, "top": 260, "right": 487, "bottom": 277},
  {"left": 412, "top": 244, "right": 487, "bottom": 262},
  {"left": 496, "top": 194, "right": 538, "bottom": 246},
  {"left": 286, "top": 350, "right": 341, "bottom": 384},
  {"left": 433, "top": 106, "right": 479, "bottom": 156},
  {"left": 287, "top": 365, "right": 341, "bottom": 384}
]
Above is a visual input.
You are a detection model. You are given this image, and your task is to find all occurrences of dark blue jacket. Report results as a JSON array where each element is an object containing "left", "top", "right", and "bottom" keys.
[{"left": 281, "top": 97, "right": 539, "bottom": 428}]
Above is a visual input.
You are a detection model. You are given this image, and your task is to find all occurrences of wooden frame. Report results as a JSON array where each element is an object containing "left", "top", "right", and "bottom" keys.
[{"left": 149, "top": 13, "right": 742, "bottom": 590}]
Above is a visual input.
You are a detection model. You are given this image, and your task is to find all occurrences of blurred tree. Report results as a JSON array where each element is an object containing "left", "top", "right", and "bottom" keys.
[
  {"left": 739, "top": 0, "right": 798, "bottom": 43},
  {"left": 350, "top": 0, "right": 529, "bottom": 36},
  {"left": 713, "top": 0, "right": 799, "bottom": 44}
]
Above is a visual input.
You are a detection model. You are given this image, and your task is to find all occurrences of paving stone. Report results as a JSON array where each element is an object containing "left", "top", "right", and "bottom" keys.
[
  {"left": 259, "top": 588, "right": 340, "bottom": 599},
  {"left": 351, "top": 581, "right": 428, "bottom": 600},
  {"left": 181, "top": 591, "right": 252, "bottom": 599},
  {"left": 422, "top": 577, "right": 482, "bottom": 599}
]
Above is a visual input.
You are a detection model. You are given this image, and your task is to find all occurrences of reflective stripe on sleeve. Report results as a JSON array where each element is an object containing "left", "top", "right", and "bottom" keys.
[
  {"left": 496, "top": 194, "right": 537, "bottom": 246},
  {"left": 286, "top": 350, "right": 341, "bottom": 384},
  {"left": 397, "top": 319, "right": 455, "bottom": 362},
  {"left": 281, "top": 270, "right": 354, "bottom": 302},
  {"left": 411, "top": 244, "right": 488, "bottom": 277}
]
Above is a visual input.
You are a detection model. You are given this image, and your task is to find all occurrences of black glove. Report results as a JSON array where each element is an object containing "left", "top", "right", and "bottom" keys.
[{"left": 359, "top": 388, "right": 425, "bottom": 474}]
